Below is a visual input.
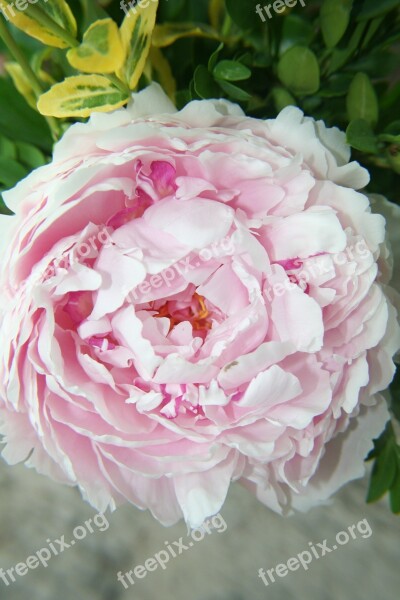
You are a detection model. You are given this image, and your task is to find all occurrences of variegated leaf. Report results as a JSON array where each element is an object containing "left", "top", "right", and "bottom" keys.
[
  {"left": 37, "top": 75, "right": 129, "bottom": 118},
  {"left": 67, "top": 19, "right": 125, "bottom": 74},
  {"left": 0, "top": 0, "right": 77, "bottom": 49},
  {"left": 117, "top": 0, "right": 159, "bottom": 90}
]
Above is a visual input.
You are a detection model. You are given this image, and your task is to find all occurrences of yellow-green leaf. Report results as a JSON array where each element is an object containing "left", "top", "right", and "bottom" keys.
[
  {"left": 117, "top": 0, "right": 159, "bottom": 90},
  {"left": 321, "top": 0, "right": 353, "bottom": 48},
  {"left": 149, "top": 46, "right": 176, "bottom": 100},
  {"left": 152, "top": 22, "right": 220, "bottom": 47},
  {"left": 209, "top": 0, "right": 225, "bottom": 31},
  {"left": 278, "top": 46, "right": 320, "bottom": 96},
  {"left": 0, "top": 0, "right": 77, "bottom": 49},
  {"left": 346, "top": 72, "right": 379, "bottom": 127},
  {"left": 37, "top": 75, "right": 129, "bottom": 118},
  {"left": 67, "top": 19, "right": 125, "bottom": 74},
  {"left": 5, "top": 63, "right": 37, "bottom": 109}
]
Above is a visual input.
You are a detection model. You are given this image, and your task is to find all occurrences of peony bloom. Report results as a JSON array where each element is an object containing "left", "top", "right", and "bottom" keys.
[{"left": 0, "top": 83, "right": 399, "bottom": 527}]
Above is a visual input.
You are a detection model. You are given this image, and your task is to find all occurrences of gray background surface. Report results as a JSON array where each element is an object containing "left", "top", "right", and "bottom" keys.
[{"left": 0, "top": 460, "right": 399, "bottom": 600}]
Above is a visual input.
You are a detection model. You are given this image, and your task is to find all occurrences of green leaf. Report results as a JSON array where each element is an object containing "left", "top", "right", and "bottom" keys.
[
  {"left": 0, "top": 134, "right": 16, "bottom": 160},
  {"left": 346, "top": 72, "right": 379, "bottom": 127},
  {"left": 213, "top": 60, "right": 251, "bottom": 81},
  {"left": 0, "top": 78, "right": 52, "bottom": 152},
  {"left": 0, "top": 193, "right": 13, "bottom": 215},
  {"left": 390, "top": 368, "right": 400, "bottom": 422},
  {"left": 381, "top": 82, "right": 400, "bottom": 114},
  {"left": 366, "top": 422, "right": 394, "bottom": 461},
  {"left": 0, "top": 158, "right": 28, "bottom": 189},
  {"left": 390, "top": 462, "right": 400, "bottom": 513},
  {"left": 225, "top": 0, "right": 262, "bottom": 30},
  {"left": 208, "top": 42, "right": 224, "bottom": 71},
  {"left": 279, "top": 15, "right": 314, "bottom": 54},
  {"left": 272, "top": 87, "right": 296, "bottom": 112},
  {"left": 327, "top": 22, "right": 368, "bottom": 74},
  {"left": 37, "top": 75, "right": 129, "bottom": 118},
  {"left": 367, "top": 436, "right": 397, "bottom": 503},
  {"left": 193, "top": 65, "right": 220, "bottom": 99},
  {"left": 79, "top": 0, "right": 109, "bottom": 31},
  {"left": 218, "top": 80, "right": 251, "bottom": 101},
  {"left": 319, "top": 74, "right": 354, "bottom": 98},
  {"left": 277, "top": 46, "right": 320, "bottom": 96},
  {"left": 175, "top": 89, "right": 192, "bottom": 110},
  {"left": 15, "top": 142, "right": 46, "bottom": 170},
  {"left": 67, "top": 19, "right": 125, "bottom": 74},
  {"left": 361, "top": 16, "right": 386, "bottom": 49},
  {"left": 383, "top": 121, "right": 400, "bottom": 136},
  {"left": 320, "top": 0, "right": 353, "bottom": 48},
  {"left": 357, "top": 0, "right": 400, "bottom": 20},
  {"left": 346, "top": 119, "right": 379, "bottom": 154},
  {"left": 157, "top": 0, "right": 186, "bottom": 20},
  {"left": 379, "top": 122, "right": 400, "bottom": 144}
]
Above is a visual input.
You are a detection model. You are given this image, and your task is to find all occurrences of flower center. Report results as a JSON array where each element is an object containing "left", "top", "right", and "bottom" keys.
[{"left": 152, "top": 293, "right": 213, "bottom": 337}]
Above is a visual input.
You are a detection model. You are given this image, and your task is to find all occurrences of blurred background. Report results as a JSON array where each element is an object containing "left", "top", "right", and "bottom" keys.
[{"left": 0, "top": 460, "right": 399, "bottom": 600}]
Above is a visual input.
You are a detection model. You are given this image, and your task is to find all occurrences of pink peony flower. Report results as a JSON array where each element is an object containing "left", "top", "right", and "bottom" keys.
[{"left": 0, "top": 83, "right": 399, "bottom": 527}]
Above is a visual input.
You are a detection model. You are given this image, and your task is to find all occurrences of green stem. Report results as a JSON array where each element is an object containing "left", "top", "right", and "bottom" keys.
[
  {"left": 0, "top": 16, "right": 42, "bottom": 96},
  {"left": 24, "top": 4, "right": 79, "bottom": 48},
  {"left": 0, "top": 16, "right": 61, "bottom": 140},
  {"left": 106, "top": 73, "right": 131, "bottom": 95},
  {"left": 366, "top": 155, "right": 391, "bottom": 169}
]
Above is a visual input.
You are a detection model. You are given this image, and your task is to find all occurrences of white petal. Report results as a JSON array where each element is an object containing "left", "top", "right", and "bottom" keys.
[
  {"left": 218, "top": 340, "right": 294, "bottom": 389},
  {"left": 91, "top": 246, "right": 146, "bottom": 320},
  {"left": 238, "top": 364, "right": 301, "bottom": 408},
  {"left": 265, "top": 207, "right": 347, "bottom": 260},
  {"left": 173, "top": 452, "right": 239, "bottom": 528},
  {"left": 143, "top": 198, "right": 234, "bottom": 249},
  {"left": 154, "top": 354, "right": 219, "bottom": 384},
  {"left": 126, "top": 82, "right": 177, "bottom": 118},
  {"left": 290, "top": 395, "right": 390, "bottom": 511},
  {"left": 111, "top": 306, "right": 161, "bottom": 379}
]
